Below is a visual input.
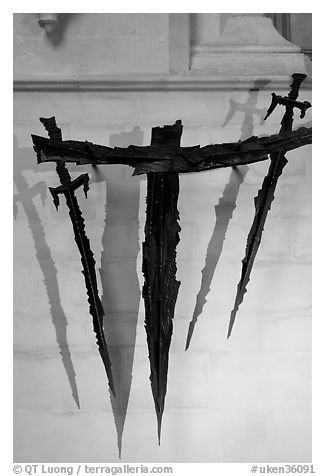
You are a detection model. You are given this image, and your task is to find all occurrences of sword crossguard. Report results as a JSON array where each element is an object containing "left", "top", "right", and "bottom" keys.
[
  {"left": 263, "top": 93, "right": 279, "bottom": 121},
  {"left": 264, "top": 73, "right": 311, "bottom": 122},
  {"left": 49, "top": 173, "right": 90, "bottom": 210}
]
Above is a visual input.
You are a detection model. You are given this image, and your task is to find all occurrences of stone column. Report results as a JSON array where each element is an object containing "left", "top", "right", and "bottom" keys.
[{"left": 190, "top": 13, "right": 310, "bottom": 76}]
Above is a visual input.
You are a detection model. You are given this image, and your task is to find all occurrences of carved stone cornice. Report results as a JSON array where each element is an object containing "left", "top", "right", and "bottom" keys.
[{"left": 13, "top": 74, "right": 312, "bottom": 92}]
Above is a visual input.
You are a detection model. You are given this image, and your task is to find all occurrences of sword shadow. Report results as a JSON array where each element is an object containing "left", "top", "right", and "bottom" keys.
[
  {"left": 185, "top": 79, "right": 270, "bottom": 350},
  {"left": 13, "top": 135, "right": 80, "bottom": 408},
  {"left": 91, "top": 127, "right": 143, "bottom": 459}
]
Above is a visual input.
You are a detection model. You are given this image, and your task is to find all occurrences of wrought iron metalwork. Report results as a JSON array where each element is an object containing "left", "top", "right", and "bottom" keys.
[
  {"left": 30, "top": 81, "right": 311, "bottom": 443},
  {"left": 32, "top": 126, "right": 311, "bottom": 174},
  {"left": 38, "top": 117, "right": 115, "bottom": 397},
  {"left": 227, "top": 74, "right": 311, "bottom": 338},
  {"left": 142, "top": 121, "right": 182, "bottom": 443}
]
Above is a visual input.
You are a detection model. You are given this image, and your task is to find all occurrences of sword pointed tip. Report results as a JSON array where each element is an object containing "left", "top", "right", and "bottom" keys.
[
  {"left": 106, "top": 368, "right": 116, "bottom": 398},
  {"left": 227, "top": 314, "right": 235, "bottom": 339},
  {"left": 109, "top": 384, "right": 116, "bottom": 399},
  {"left": 102, "top": 352, "right": 116, "bottom": 397},
  {"left": 157, "top": 411, "right": 163, "bottom": 445}
]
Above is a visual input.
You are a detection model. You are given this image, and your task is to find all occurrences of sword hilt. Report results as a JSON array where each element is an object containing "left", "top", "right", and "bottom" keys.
[
  {"left": 55, "top": 162, "right": 71, "bottom": 185},
  {"left": 39, "top": 116, "right": 90, "bottom": 208},
  {"left": 288, "top": 73, "right": 307, "bottom": 100},
  {"left": 39, "top": 116, "right": 72, "bottom": 186},
  {"left": 49, "top": 173, "right": 90, "bottom": 210},
  {"left": 264, "top": 73, "right": 310, "bottom": 122}
]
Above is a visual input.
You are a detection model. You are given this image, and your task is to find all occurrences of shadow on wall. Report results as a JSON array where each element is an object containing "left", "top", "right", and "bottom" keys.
[
  {"left": 91, "top": 126, "right": 144, "bottom": 458},
  {"left": 13, "top": 136, "right": 80, "bottom": 409},
  {"left": 185, "top": 80, "right": 270, "bottom": 349},
  {"left": 14, "top": 124, "right": 143, "bottom": 458}
]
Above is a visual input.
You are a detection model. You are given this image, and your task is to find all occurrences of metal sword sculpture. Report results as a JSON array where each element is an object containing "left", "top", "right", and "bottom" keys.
[
  {"left": 142, "top": 121, "right": 181, "bottom": 443},
  {"left": 227, "top": 73, "right": 311, "bottom": 338},
  {"left": 32, "top": 127, "right": 311, "bottom": 173},
  {"left": 32, "top": 88, "right": 311, "bottom": 441},
  {"left": 38, "top": 117, "right": 115, "bottom": 397},
  {"left": 185, "top": 81, "right": 268, "bottom": 350}
]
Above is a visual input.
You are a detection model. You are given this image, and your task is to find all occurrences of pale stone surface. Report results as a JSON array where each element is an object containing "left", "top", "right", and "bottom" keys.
[
  {"left": 266, "top": 410, "right": 312, "bottom": 462},
  {"left": 190, "top": 14, "right": 310, "bottom": 76},
  {"left": 13, "top": 13, "right": 169, "bottom": 78},
  {"left": 13, "top": 13, "right": 311, "bottom": 463}
]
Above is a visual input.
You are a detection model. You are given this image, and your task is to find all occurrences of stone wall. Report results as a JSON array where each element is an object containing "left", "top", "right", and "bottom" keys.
[{"left": 13, "top": 13, "right": 312, "bottom": 463}]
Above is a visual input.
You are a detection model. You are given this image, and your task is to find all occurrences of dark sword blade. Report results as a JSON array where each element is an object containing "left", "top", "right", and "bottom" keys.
[
  {"left": 227, "top": 74, "right": 310, "bottom": 338},
  {"left": 227, "top": 153, "right": 287, "bottom": 338},
  {"left": 38, "top": 117, "right": 115, "bottom": 396},
  {"left": 63, "top": 187, "right": 115, "bottom": 396},
  {"left": 142, "top": 121, "right": 182, "bottom": 444},
  {"left": 185, "top": 81, "right": 270, "bottom": 350}
]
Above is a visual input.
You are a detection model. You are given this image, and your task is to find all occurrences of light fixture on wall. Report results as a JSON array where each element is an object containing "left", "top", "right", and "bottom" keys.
[{"left": 38, "top": 13, "right": 58, "bottom": 34}]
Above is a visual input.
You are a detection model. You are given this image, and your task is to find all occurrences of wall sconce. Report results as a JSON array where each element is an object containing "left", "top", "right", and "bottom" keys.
[{"left": 38, "top": 13, "right": 58, "bottom": 34}]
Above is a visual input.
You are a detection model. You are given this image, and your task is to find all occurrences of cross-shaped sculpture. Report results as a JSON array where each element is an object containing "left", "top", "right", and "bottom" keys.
[{"left": 31, "top": 74, "right": 311, "bottom": 444}]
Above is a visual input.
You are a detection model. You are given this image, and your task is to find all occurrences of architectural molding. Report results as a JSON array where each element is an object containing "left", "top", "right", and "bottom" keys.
[
  {"left": 192, "top": 45, "right": 301, "bottom": 54},
  {"left": 13, "top": 75, "right": 312, "bottom": 92},
  {"left": 14, "top": 14, "right": 311, "bottom": 93},
  {"left": 190, "top": 15, "right": 308, "bottom": 75}
]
